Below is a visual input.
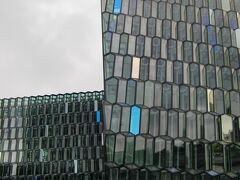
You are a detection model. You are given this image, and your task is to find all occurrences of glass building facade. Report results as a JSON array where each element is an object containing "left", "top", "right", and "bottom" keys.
[
  {"left": 0, "top": 91, "right": 104, "bottom": 180},
  {"left": 1, "top": 0, "right": 240, "bottom": 179},
  {"left": 102, "top": 0, "right": 240, "bottom": 179}
]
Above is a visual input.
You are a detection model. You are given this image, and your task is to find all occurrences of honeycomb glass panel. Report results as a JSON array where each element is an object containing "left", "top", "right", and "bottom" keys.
[
  {"left": 113, "top": 0, "right": 122, "bottom": 14},
  {"left": 130, "top": 106, "right": 140, "bottom": 135},
  {"left": 132, "top": 57, "right": 140, "bottom": 79}
]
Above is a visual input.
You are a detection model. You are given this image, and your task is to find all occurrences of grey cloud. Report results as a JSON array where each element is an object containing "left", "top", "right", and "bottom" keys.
[{"left": 0, "top": 0, "right": 103, "bottom": 98}]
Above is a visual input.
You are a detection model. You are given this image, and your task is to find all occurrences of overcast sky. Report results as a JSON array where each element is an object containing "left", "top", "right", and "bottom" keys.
[{"left": 0, "top": 0, "right": 103, "bottom": 99}]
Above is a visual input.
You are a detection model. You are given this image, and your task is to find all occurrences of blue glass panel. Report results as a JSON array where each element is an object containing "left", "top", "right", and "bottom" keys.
[
  {"left": 96, "top": 111, "right": 101, "bottom": 123},
  {"left": 114, "top": 0, "right": 122, "bottom": 14},
  {"left": 130, "top": 106, "right": 140, "bottom": 135}
]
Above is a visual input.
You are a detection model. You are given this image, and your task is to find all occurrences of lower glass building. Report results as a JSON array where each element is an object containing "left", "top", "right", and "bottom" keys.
[{"left": 0, "top": 91, "right": 104, "bottom": 180}]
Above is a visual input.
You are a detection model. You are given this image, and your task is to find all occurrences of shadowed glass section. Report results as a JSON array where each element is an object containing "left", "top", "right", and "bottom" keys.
[
  {"left": 114, "top": 0, "right": 122, "bottom": 14},
  {"left": 130, "top": 106, "right": 140, "bottom": 135}
]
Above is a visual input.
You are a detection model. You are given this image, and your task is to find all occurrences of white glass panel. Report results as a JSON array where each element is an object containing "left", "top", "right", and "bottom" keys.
[
  {"left": 207, "top": 89, "right": 214, "bottom": 112},
  {"left": 132, "top": 57, "right": 140, "bottom": 79},
  {"left": 221, "top": 0, "right": 230, "bottom": 11},
  {"left": 236, "top": 29, "right": 240, "bottom": 48}
]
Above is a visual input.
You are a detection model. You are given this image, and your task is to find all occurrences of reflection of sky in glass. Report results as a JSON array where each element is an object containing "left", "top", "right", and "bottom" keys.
[
  {"left": 207, "top": 26, "right": 216, "bottom": 45},
  {"left": 114, "top": 0, "right": 122, "bottom": 14},
  {"left": 213, "top": 46, "right": 221, "bottom": 53},
  {"left": 130, "top": 106, "right": 140, "bottom": 135},
  {"left": 236, "top": 29, "right": 240, "bottom": 48},
  {"left": 207, "top": 170, "right": 219, "bottom": 176},
  {"left": 221, "top": 115, "right": 233, "bottom": 134},
  {"left": 96, "top": 111, "right": 101, "bottom": 123},
  {"left": 202, "top": 15, "right": 209, "bottom": 25}
]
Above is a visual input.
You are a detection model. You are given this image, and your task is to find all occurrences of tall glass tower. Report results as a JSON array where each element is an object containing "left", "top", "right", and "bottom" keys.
[{"left": 101, "top": 0, "right": 240, "bottom": 179}]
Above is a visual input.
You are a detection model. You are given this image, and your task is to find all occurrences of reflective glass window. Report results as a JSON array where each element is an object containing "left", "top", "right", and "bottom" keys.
[
  {"left": 140, "top": 57, "right": 149, "bottom": 80},
  {"left": 125, "top": 137, "right": 134, "bottom": 164},
  {"left": 106, "top": 135, "right": 115, "bottom": 161},
  {"left": 129, "top": 0, "right": 136, "bottom": 16},
  {"left": 228, "top": 11, "right": 238, "bottom": 29},
  {"left": 114, "top": 134, "right": 125, "bottom": 164},
  {"left": 154, "top": 137, "right": 165, "bottom": 168},
  {"left": 229, "top": 47, "right": 239, "bottom": 68},
  {"left": 173, "top": 61, "right": 183, "bottom": 84},
  {"left": 212, "top": 143, "right": 224, "bottom": 173},
  {"left": 162, "top": 20, "right": 171, "bottom": 39},
  {"left": 116, "top": 14, "right": 125, "bottom": 33},
  {"left": 136, "top": 36, "right": 144, "bottom": 57},
  {"left": 152, "top": 37, "right": 161, "bottom": 59},
  {"left": 192, "top": 24, "right": 201, "bottom": 43},
  {"left": 229, "top": 144, "right": 240, "bottom": 173},
  {"left": 220, "top": 115, "right": 233, "bottom": 142},
  {"left": 186, "top": 112, "right": 197, "bottom": 139},
  {"left": 233, "top": 0, "right": 240, "bottom": 11},
  {"left": 119, "top": 34, "right": 128, "bottom": 55},
  {"left": 162, "top": 84, "right": 172, "bottom": 109},
  {"left": 147, "top": 18, "right": 156, "bottom": 37},
  {"left": 221, "top": 28, "right": 231, "bottom": 47},
  {"left": 106, "top": 0, "right": 114, "bottom": 13},
  {"left": 204, "top": 114, "right": 215, "bottom": 141},
  {"left": 213, "top": 45, "right": 224, "bottom": 66},
  {"left": 178, "top": 22, "right": 187, "bottom": 41},
  {"left": 149, "top": 109, "right": 159, "bottom": 137},
  {"left": 222, "top": 67, "right": 232, "bottom": 90},
  {"left": 109, "top": 15, "right": 117, "bottom": 32},
  {"left": 187, "top": 6, "right": 195, "bottom": 23},
  {"left": 172, "top": 4, "right": 181, "bottom": 22},
  {"left": 198, "top": 43, "right": 208, "bottom": 65},
  {"left": 180, "top": 86, "right": 189, "bottom": 111},
  {"left": 132, "top": 16, "right": 140, "bottom": 35},
  {"left": 207, "top": 26, "right": 217, "bottom": 45},
  {"left": 214, "top": 89, "right": 224, "bottom": 114},
  {"left": 197, "top": 87, "right": 207, "bottom": 112},
  {"left": 214, "top": 10, "right": 224, "bottom": 27},
  {"left": 130, "top": 106, "right": 140, "bottom": 135},
  {"left": 168, "top": 39, "right": 177, "bottom": 60},
  {"left": 190, "top": 63, "right": 200, "bottom": 86},
  {"left": 158, "top": 2, "right": 166, "bottom": 19},
  {"left": 173, "top": 139, "right": 185, "bottom": 169},
  {"left": 143, "top": 1, "right": 151, "bottom": 17},
  {"left": 113, "top": 0, "right": 122, "bottom": 14},
  {"left": 135, "top": 136, "right": 145, "bottom": 166},
  {"left": 201, "top": 8, "right": 209, "bottom": 25},
  {"left": 183, "top": 41, "right": 193, "bottom": 62},
  {"left": 230, "top": 91, "right": 240, "bottom": 116},
  {"left": 103, "top": 32, "right": 112, "bottom": 54},
  {"left": 206, "top": 65, "right": 216, "bottom": 88},
  {"left": 123, "top": 56, "right": 132, "bottom": 79},
  {"left": 126, "top": 80, "right": 136, "bottom": 105},
  {"left": 106, "top": 78, "right": 118, "bottom": 103},
  {"left": 168, "top": 111, "right": 178, "bottom": 138},
  {"left": 157, "top": 59, "right": 166, "bottom": 82},
  {"left": 192, "top": 141, "right": 206, "bottom": 170},
  {"left": 144, "top": 81, "right": 154, "bottom": 107}
]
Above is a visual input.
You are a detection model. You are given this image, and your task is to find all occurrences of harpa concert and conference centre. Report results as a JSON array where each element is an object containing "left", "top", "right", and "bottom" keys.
[{"left": 1, "top": 0, "right": 240, "bottom": 179}]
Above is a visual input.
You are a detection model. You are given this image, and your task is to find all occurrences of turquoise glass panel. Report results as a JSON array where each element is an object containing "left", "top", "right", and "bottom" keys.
[
  {"left": 96, "top": 111, "right": 101, "bottom": 123},
  {"left": 114, "top": 0, "right": 122, "bottom": 14},
  {"left": 130, "top": 106, "right": 140, "bottom": 135}
]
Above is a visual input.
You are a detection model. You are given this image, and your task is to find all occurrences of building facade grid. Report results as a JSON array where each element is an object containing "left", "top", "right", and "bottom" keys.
[{"left": 102, "top": 0, "right": 240, "bottom": 179}]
